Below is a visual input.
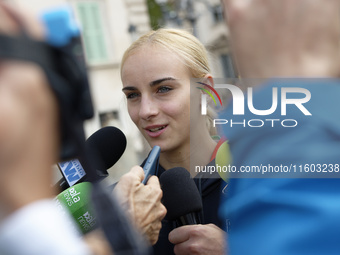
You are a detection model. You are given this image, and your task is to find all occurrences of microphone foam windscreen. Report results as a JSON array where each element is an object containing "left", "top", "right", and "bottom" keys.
[
  {"left": 159, "top": 167, "right": 202, "bottom": 221},
  {"left": 86, "top": 126, "right": 127, "bottom": 170}
]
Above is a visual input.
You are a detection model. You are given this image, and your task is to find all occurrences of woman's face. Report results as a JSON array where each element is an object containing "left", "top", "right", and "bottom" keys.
[{"left": 121, "top": 45, "right": 192, "bottom": 153}]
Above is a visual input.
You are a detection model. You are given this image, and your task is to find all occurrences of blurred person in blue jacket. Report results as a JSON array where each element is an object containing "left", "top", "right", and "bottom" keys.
[{"left": 219, "top": 0, "right": 340, "bottom": 254}]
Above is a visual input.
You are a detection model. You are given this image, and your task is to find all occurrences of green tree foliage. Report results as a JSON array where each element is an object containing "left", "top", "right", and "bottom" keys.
[{"left": 146, "top": 0, "right": 163, "bottom": 30}]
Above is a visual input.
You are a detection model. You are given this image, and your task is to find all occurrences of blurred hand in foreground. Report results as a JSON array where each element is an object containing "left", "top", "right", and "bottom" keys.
[{"left": 223, "top": 0, "right": 340, "bottom": 78}]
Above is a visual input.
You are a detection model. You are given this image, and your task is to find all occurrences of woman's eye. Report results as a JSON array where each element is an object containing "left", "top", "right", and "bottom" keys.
[
  {"left": 157, "top": 86, "right": 172, "bottom": 93},
  {"left": 126, "top": 92, "right": 140, "bottom": 99}
]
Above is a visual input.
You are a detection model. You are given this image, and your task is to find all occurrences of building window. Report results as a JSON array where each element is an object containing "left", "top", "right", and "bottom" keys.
[
  {"left": 212, "top": 5, "right": 224, "bottom": 24},
  {"left": 220, "top": 54, "right": 235, "bottom": 78},
  {"left": 75, "top": 1, "right": 109, "bottom": 65},
  {"left": 99, "top": 111, "right": 119, "bottom": 127}
]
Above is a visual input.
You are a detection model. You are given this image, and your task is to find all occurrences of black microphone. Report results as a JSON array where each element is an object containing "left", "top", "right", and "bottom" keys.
[
  {"left": 86, "top": 126, "right": 127, "bottom": 171},
  {"left": 55, "top": 126, "right": 151, "bottom": 254},
  {"left": 159, "top": 167, "right": 202, "bottom": 227},
  {"left": 56, "top": 126, "right": 127, "bottom": 191}
]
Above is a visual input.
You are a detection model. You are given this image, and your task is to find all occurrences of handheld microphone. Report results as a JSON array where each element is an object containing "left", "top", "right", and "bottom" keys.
[
  {"left": 56, "top": 126, "right": 127, "bottom": 191},
  {"left": 85, "top": 126, "right": 127, "bottom": 172},
  {"left": 159, "top": 167, "right": 202, "bottom": 227},
  {"left": 55, "top": 182, "right": 152, "bottom": 254},
  {"left": 55, "top": 182, "right": 97, "bottom": 234}
]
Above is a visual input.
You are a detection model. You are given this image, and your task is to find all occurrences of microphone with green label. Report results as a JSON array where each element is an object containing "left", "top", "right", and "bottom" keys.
[
  {"left": 55, "top": 182, "right": 97, "bottom": 234},
  {"left": 55, "top": 181, "right": 152, "bottom": 255}
]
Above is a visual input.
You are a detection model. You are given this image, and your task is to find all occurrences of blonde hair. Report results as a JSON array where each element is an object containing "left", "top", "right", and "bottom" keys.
[{"left": 121, "top": 28, "right": 217, "bottom": 134}]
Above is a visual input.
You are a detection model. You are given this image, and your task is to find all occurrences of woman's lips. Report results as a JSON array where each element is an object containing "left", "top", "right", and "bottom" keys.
[{"left": 144, "top": 125, "right": 168, "bottom": 138}]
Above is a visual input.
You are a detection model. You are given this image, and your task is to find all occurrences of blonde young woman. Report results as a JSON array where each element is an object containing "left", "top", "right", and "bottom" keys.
[{"left": 121, "top": 29, "right": 226, "bottom": 255}]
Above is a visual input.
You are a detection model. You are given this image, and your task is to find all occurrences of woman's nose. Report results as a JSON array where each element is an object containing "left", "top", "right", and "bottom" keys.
[{"left": 139, "top": 96, "right": 158, "bottom": 120}]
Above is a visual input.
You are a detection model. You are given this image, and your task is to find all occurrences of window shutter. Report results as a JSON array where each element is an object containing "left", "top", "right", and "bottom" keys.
[{"left": 77, "top": 2, "right": 108, "bottom": 64}]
